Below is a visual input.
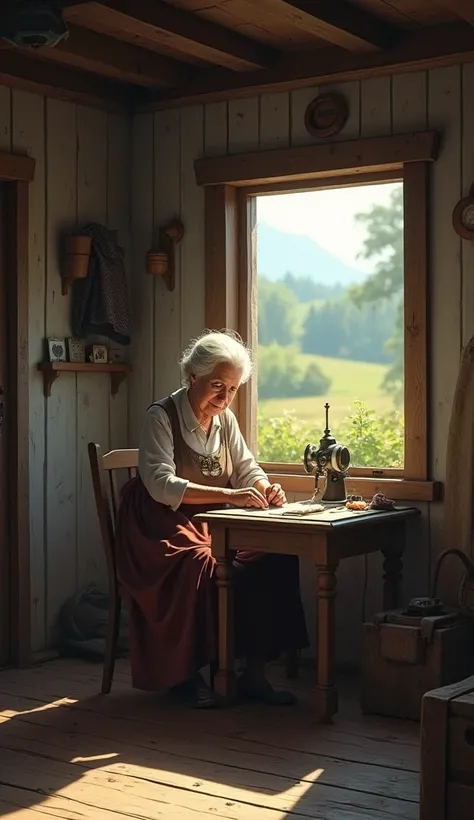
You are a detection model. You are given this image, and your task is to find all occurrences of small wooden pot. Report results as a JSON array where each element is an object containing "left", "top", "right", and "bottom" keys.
[
  {"left": 63, "top": 235, "right": 92, "bottom": 281},
  {"left": 145, "top": 219, "right": 184, "bottom": 291},
  {"left": 145, "top": 249, "right": 169, "bottom": 276}
]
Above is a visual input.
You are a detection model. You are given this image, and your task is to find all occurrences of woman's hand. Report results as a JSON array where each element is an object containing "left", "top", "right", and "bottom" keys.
[
  {"left": 265, "top": 483, "right": 286, "bottom": 507},
  {"left": 228, "top": 487, "right": 269, "bottom": 509}
]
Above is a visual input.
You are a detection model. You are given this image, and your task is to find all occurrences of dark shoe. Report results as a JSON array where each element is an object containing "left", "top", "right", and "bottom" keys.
[
  {"left": 170, "top": 673, "right": 217, "bottom": 709},
  {"left": 237, "top": 675, "right": 296, "bottom": 706}
]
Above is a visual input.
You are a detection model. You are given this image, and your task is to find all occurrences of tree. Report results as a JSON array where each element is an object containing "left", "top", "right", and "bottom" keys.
[
  {"left": 348, "top": 185, "right": 404, "bottom": 402},
  {"left": 282, "top": 271, "right": 345, "bottom": 303},
  {"left": 301, "top": 294, "right": 397, "bottom": 363},
  {"left": 258, "top": 277, "right": 299, "bottom": 346},
  {"left": 257, "top": 343, "right": 331, "bottom": 399}
]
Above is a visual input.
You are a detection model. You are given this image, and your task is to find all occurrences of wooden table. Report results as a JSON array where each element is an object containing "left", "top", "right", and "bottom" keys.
[{"left": 195, "top": 503, "right": 420, "bottom": 721}]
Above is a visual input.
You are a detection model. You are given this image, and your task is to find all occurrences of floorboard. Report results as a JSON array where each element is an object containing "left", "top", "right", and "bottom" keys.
[{"left": 0, "top": 659, "right": 420, "bottom": 820}]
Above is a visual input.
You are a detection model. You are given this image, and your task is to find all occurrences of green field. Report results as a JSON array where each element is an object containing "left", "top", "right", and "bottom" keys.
[{"left": 259, "top": 353, "right": 392, "bottom": 429}]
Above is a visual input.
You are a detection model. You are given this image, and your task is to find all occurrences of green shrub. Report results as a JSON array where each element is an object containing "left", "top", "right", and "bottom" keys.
[
  {"left": 257, "top": 400, "right": 403, "bottom": 468},
  {"left": 338, "top": 401, "right": 403, "bottom": 467},
  {"left": 258, "top": 343, "right": 331, "bottom": 400},
  {"left": 257, "top": 411, "right": 310, "bottom": 463}
]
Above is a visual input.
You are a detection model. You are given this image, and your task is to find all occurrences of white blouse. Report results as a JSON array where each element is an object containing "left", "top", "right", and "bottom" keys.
[{"left": 138, "top": 387, "right": 268, "bottom": 510}]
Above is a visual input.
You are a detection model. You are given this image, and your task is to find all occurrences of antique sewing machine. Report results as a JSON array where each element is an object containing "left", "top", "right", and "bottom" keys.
[{"left": 303, "top": 403, "right": 350, "bottom": 503}]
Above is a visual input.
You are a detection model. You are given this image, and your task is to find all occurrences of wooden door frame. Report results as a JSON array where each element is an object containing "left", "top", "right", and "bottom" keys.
[{"left": 0, "top": 150, "right": 35, "bottom": 666}]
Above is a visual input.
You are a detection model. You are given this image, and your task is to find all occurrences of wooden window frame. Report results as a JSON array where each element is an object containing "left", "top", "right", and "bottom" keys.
[
  {"left": 0, "top": 150, "right": 35, "bottom": 666},
  {"left": 196, "top": 131, "right": 440, "bottom": 502}
]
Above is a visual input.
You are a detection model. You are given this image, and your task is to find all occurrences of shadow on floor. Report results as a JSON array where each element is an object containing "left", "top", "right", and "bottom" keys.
[{"left": 0, "top": 658, "right": 420, "bottom": 819}]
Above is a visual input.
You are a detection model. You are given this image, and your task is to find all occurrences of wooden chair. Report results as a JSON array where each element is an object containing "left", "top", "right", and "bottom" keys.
[
  {"left": 88, "top": 441, "right": 299, "bottom": 695},
  {"left": 88, "top": 442, "right": 138, "bottom": 694}
]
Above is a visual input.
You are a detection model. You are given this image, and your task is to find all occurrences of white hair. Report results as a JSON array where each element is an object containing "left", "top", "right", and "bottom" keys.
[{"left": 179, "top": 329, "right": 253, "bottom": 387}]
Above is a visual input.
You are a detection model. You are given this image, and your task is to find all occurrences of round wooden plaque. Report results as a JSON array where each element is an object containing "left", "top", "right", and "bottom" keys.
[
  {"left": 304, "top": 93, "right": 348, "bottom": 139},
  {"left": 453, "top": 184, "right": 474, "bottom": 240}
]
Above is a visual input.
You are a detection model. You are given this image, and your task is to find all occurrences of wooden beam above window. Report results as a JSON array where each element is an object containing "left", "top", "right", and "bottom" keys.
[
  {"left": 66, "top": 0, "right": 277, "bottom": 71},
  {"left": 195, "top": 131, "right": 440, "bottom": 188},
  {"left": 252, "top": 0, "right": 398, "bottom": 52}
]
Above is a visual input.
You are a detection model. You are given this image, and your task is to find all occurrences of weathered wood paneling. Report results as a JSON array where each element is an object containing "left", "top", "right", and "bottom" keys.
[
  {"left": 129, "top": 114, "right": 154, "bottom": 445},
  {"left": 76, "top": 107, "right": 109, "bottom": 591},
  {"left": 45, "top": 99, "right": 78, "bottom": 646},
  {"left": 3, "top": 92, "right": 131, "bottom": 651},
  {"left": 107, "top": 114, "right": 131, "bottom": 450},
  {"left": 12, "top": 91, "right": 47, "bottom": 652},
  {"left": 130, "top": 66, "right": 470, "bottom": 662}
]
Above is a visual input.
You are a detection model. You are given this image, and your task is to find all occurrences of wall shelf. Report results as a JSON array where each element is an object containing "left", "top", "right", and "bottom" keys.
[{"left": 38, "top": 362, "right": 132, "bottom": 398}]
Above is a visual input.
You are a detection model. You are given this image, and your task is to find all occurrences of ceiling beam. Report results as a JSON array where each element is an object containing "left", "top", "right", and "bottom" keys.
[
  {"left": 65, "top": 0, "right": 277, "bottom": 71},
  {"left": 438, "top": 1, "right": 474, "bottom": 26},
  {"left": 27, "top": 23, "right": 188, "bottom": 88},
  {"left": 0, "top": 50, "right": 132, "bottom": 113},
  {"left": 135, "top": 22, "right": 474, "bottom": 110},
  {"left": 252, "top": 0, "right": 398, "bottom": 52}
]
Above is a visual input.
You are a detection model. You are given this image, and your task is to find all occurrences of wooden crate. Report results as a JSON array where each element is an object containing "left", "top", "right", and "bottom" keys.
[
  {"left": 361, "top": 614, "right": 474, "bottom": 720},
  {"left": 420, "top": 676, "right": 474, "bottom": 820}
]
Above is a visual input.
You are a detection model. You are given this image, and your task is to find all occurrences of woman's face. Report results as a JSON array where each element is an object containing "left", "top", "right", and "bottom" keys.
[{"left": 189, "top": 363, "right": 242, "bottom": 420}]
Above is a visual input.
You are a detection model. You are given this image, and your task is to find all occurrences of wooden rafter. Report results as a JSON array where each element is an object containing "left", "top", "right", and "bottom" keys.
[
  {"left": 251, "top": 0, "right": 398, "bottom": 52},
  {"left": 0, "top": 50, "right": 133, "bottom": 112},
  {"left": 137, "top": 21, "right": 474, "bottom": 108},
  {"left": 65, "top": 0, "right": 277, "bottom": 71},
  {"left": 438, "top": 0, "right": 474, "bottom": 27},
  {"left": 27, "top": 23, "right": 189, "bottom": 88}
]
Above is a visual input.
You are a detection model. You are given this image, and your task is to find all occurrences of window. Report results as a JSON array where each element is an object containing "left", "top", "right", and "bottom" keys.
[
  {"left": 254, "top": 180, "right": 405, "bottom": 474},
  {"left": 198, "top": 131, "right": 433, "bottom": 493}
]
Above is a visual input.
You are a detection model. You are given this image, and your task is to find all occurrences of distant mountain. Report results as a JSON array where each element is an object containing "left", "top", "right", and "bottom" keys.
[{"left": 257, "top": 222, "right": 366, "bottom": 287}]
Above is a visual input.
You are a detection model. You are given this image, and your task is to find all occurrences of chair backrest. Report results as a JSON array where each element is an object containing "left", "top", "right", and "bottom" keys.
[{"left": 88, "top": 443, "right": 138, "bottom": 585}]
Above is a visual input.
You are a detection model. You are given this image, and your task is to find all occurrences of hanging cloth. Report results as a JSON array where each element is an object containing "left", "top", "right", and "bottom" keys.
[{"left": 71, "top": 222, "right": 131, "bottom": 345}]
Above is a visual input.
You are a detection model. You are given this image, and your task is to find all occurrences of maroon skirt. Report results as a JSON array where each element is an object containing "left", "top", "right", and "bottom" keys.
[{"left": 115, "top": 477, "right": 308, "bottom": 690}]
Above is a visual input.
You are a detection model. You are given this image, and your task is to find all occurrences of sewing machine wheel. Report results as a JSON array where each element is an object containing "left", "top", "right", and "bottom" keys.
[
  {"left": 330, "top": 444, "right": 350, "bottom": 472},
  {"left": 304, "top": 443, "right": 319, "bottom": 474}
]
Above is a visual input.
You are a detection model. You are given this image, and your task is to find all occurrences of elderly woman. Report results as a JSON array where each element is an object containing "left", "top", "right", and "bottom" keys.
[{"left": 116, "top": 330, "right": 308, "bottom": 708}]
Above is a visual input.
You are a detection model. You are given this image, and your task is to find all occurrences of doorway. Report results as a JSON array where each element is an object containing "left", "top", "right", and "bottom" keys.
[{"left": 0, "top": 182, "right": 9, "bottom": 665}]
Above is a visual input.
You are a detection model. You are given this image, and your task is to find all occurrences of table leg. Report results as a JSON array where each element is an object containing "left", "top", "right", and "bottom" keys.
[
  {"left": 382, "top": 535, "right": 404, "bottom": 611},
  {"left": 315, "top": 563, "right": 338, "bottom": 722},
  {"left": 214, "top": 554, "right": 237, "bottom": 704}
]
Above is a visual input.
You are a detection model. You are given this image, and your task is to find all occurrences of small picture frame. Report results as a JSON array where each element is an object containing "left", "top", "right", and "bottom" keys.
[
  {"left": 109, "top": 345, "right": 125, "bottom": 363},
  {"left": 67, "top": 338, "right": 86, "bottom": 363},
  {"left": 48, "top": 337, "right": 67, "bottom": 362},
  {"left": 91, "top": 344, "right": 108, "bottom": 364}
]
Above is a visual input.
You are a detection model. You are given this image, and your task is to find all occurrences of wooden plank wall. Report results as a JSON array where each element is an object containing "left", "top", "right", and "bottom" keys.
[
  {"left": 2, "top": 89, "right": 131, "bottom": 651},
  {"left": 130, "top": 65, "right": 470, "bottom": 664}
]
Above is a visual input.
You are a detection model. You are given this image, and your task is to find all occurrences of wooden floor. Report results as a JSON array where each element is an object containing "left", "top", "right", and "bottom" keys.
[{"left": 0, "top": 659, "right": 420, "bottom": 819}]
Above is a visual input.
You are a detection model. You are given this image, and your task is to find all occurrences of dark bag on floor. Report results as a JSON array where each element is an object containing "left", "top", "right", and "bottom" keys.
[{"left": 58, "top": 583, "right": 129, "bottom": 660}]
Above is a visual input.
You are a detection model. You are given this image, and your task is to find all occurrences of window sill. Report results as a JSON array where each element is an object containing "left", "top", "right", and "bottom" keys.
[{"left": 266, "top": 473, "right": 442, "bottom": 502}]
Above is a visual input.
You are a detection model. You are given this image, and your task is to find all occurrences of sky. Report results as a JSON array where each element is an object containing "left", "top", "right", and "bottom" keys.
[{"left": 256, "top": 181, "right": 400, "bottom": 275}]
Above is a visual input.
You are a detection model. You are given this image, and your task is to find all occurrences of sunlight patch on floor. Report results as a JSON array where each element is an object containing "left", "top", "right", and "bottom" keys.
[
  {"left": 0, "top": 697, "right": 77, "bottom": 720},
  {"left": 71, "top": 752, "right": 120, "bottom": 763}
]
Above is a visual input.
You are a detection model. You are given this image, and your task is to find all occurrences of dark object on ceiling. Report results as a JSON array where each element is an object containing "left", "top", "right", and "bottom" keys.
[{"left": 0, "top": 0, "right": 69, "bottom": 49}]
